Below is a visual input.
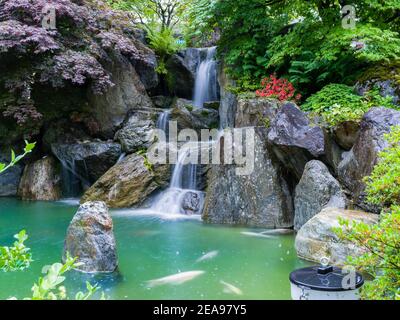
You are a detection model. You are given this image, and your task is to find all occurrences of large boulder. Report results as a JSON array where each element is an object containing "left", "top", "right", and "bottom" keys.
[
  {"left": 268, "top": 102, "right": 325, "bottom": 179},
  {"left": 0, "top": 148, "right": 24, "bottom": 197},
  {"left": 165, "top": 54, "right": 195, "bottom": 99},
  {"left": 202, "top": 128, "right": 294, "bottom": 228},
  {"left": 338, "top": 107, "right": 400, "bottom": 211},
  {"left": 129, "top": 40, "right": 159, "bottom": 91},
  {"left": 52, "top": 142, "right": 122, "bottom": 186},
  {"left": 88, "top": 53, "right": 154, "bottom": 138},
  {"left": 18, "top": 156, "right": 61, "bottom": 201},
  {"left": 63, "top": 201, "right": 118, "bottom": 273},
  {"left": 170, "top": 99, "right": 219, "bottom": 131},
  {"left": 235, "top": 98, "right": 282, "bottom": 128},
  {"left": 114, "top": 114, "right": 155, "bottom": 154},
  {"left": 81, "top": 153, "right": 170, "bottom": 208},
  {"left": 295, "top": 207, "right": 378, "bottom": 266},
  {"left": 294, "top": 161, "right": 347, "bottom": 231}
]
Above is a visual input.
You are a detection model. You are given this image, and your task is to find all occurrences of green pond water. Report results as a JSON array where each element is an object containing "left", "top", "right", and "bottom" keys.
[{"left": 0, "top": 198, "right": 310, "bottom": 300}]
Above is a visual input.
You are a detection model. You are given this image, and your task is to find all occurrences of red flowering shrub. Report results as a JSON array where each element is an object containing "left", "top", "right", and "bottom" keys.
[{"left": 256, "top": 74, "right": 301, "bottom": 103}]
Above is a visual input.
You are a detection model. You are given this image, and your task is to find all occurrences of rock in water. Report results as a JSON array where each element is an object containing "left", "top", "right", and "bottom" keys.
[
  {"left": 165, "top": 54, "right": 196, "bottom": 99},
  {"left": 338, "top": 107, "right": 400, "bottom": 211},
  {"left": 202, "top": 128, "right": 294, "bottom": 228},
  {"left": 81, "top": 153, "right": 170, "bottom": 208},
  {"left": 18, "top": 156, "right": 61, "bottom": 201},
  {"left": 63, "top": 201, "right": 117, "bottom": 273},
  {"left": 295, "top": 207, "right": 378, "bottom": 266},
  {"left": 268, "top": 102, "right": 325, "bottom": 179},
  {"left": 294, "top": 160, "right": 347, "bottom": 231}
]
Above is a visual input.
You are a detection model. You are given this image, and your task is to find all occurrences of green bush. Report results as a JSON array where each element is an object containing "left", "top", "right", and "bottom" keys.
[
  {"left": 302, "top": 84, "right": 397, "bottom": 126},
  {"left": 334, "top": 207, "right": 400, "bottom": 300},
  {"left": 364, "top": 126, "right": 400, "bottom": 207},
  {"left": 0, "top": 230, "right": 32, "bottom": 272}
]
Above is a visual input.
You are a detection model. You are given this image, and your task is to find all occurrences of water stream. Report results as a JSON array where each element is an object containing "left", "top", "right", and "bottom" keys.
[{"left": 193, "top": 47, "right": 219, "bottom": 108}]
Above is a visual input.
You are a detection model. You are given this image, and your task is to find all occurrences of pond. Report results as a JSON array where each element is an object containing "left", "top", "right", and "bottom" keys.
[{"left": 0, "top": 198, "right": 310, "bottom": 300}]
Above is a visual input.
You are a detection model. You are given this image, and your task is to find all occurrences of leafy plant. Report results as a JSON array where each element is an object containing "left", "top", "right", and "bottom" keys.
[
  {"left": 302, "top": 84, "right": 398, "bottom": 126},
  {"left": 0, "top": 140, "right": 35, "bottom": 174},
  {"left": 0, "top": 230, "right": 32, "bottom": 272},
  {"left": 27, "top": 254, "right": 102, "bottom": 300},
  {"left": 364, "top": 126, "right": 400, "bottom": 207},
  {"left": 334, "top": 207, "right": 400, "bottom": 300}
]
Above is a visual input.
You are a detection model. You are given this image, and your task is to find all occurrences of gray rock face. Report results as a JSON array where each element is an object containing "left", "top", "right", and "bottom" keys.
[
  {"left": 170, "top": 99, "right": 219, "bottom": 131},
  {"left": 180, "top": 48, "right": 202, "bottom": 75},
  {"left": 81, "top": 153, "right": 171, "bottom": 208},
  {"left": 268, "top": 102, "right": 325, "bottom": 179},
  {"left": 294, "top": 160, "right": 347, "bottom": 231},
  {"left": 88, "top": 52, "right": 154, "bottom": 138},
  {"left": 114, "top": 114, "right": 155, "bottom": 153},
  {"left": 0, "top": 148, "right": 23, "bottom": 197},
  {"left": 338, "top": 107, "right": 400, "bottom": 211},
  {"left": 218, "top": 66, "right": 237, "bottom": 129},
  {"left": 63, "top": 201, "right": 118, "bottom": 273},
  {"left": 202, "top": 128, "right": 294, "bottom": 228},
  {"left": 18, "top": 156, "right": 61, "bottom": 201},
  {"left": 235, "top": 98, "right": 281, "bottom": 128},
  {"left": 166, "top": 54, "right": 195, "bottom": 99},
  {"left": 52, "top": 142, "right": 122, "bottom": 185},
  {"left": 295, "top": 207, "right": 378, "bottom": 266},
  {"left": 130, "top": 40, "right": 159, "bottom": 91}
]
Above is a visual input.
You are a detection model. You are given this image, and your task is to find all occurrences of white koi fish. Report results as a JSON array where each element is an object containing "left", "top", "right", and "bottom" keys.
[
  {"left": 195, "top": 250, "right": 219, "bottom": 263},
  {"left": 220, "top": 281, "right": 243, "bottom": 296},
  {"left": 240, "top": 232, "right": 274, "bottom": 239},
  {"left": 146, "top": 271, "right": 205, "bottom": 288}
]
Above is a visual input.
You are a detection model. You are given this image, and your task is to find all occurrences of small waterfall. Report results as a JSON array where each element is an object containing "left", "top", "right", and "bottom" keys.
[
  {"left": 151, "top": 145, "right": 204, "bottom": 215},
  {"left": 156, "top": 110, "right": 171, "bottom": 138},
  {"left": 193, "top": 47, "right": 219, "bottom": 108}
]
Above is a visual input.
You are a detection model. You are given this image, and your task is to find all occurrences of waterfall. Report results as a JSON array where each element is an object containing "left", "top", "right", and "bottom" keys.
[
  {"left": 156, "top": 110, "right": 171, "bottom": 138},
  {"left": 193, "top": 47, "right": 218, "bottom": 108},
  {"left": 141, "top": 47, "right": 220, "bottom": 216}
]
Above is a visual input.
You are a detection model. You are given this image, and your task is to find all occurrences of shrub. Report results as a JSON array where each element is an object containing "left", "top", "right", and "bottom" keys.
[
  {"left": 334, "top": 207, "right": 400, "bottom": 300},
  {"left": 302, "top": 84, "right": 398, "bottom": 126},
  {"left": 364, "top": 126, "right": 400, "bottom": 207},
  {"left": 0, "top": 230, "right": 32, "bottom": 272},
  {"left": 27, "top": 254, "right": 102, "bottom": 300},
  {"left": 255, "top": 74, "right": 301, "bottom": 103}
]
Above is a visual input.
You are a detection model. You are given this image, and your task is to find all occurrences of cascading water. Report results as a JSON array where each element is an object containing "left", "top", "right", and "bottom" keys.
[
  {"left": 156, "top": 110, "right": 171, "bottom": 138},
  {"left": 193, "top": 47, "right": 219, "bottom": 108},
  {"left": 138, "top": 47, "right": 220, "bottom": 216}
]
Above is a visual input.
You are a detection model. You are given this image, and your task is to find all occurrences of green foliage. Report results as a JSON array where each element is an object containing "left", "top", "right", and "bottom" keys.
[
  {"left": 147, "top": 26, "right": 183, "bottom": 58},
  {"left": 302, "top": 84, "right": 397, "bottom": 126},
  {"left": 364, "top": 126, "right": 400, "bottom": 207},
  {"left": 0, "top": 230, "right": 32, "bottom": 272},
  {"left": 27, "top": 254, "right": 102, "bottom": 300},
  {"left": 0, "top": 141, "right": 35, "bottom": 174},
  {"left": 137, "top": 149, "right": 153, "bottom": 172},
  {"left": 334, "top": 207, "right": 400, "bottom": 300},
  {"left": 191, "top": 0, "right": 400, "bottom": 96}
]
